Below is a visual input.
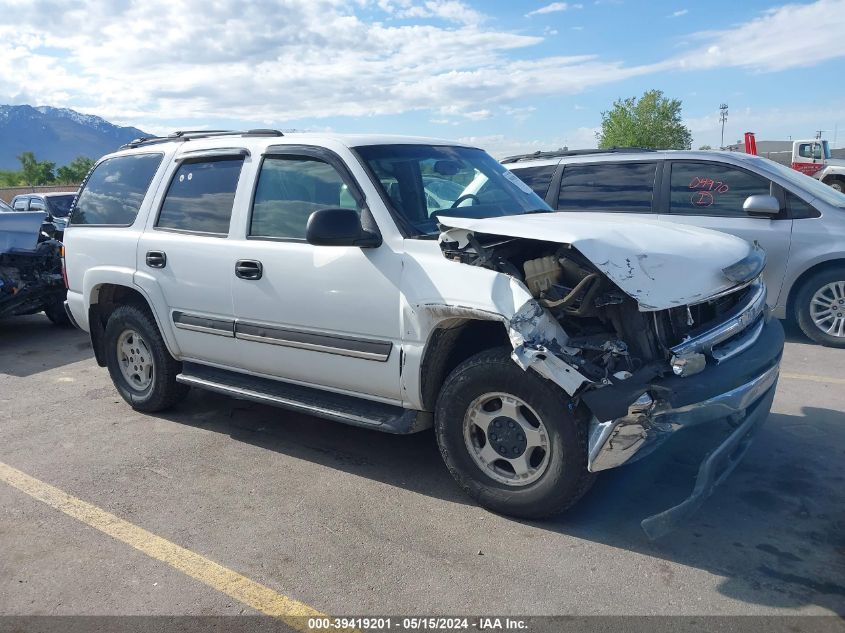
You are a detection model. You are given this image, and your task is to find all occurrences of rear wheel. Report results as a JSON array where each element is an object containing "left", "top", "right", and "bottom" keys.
[
  {"left": 794, "top": 266, "right": 845, "bottom": 347},
  {"left": 44, "top": 301, "right": 70, "bottom": 326},
  {"left": 434, "top": 347, "right": 594, "bottom": 519},
  {"left": 104, "top": 304, "right": 189, "bottom": 411}
]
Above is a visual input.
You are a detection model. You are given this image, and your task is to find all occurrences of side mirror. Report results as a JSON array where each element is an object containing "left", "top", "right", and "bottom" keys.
[
  {"left": 305, "top": 208, "right": 381, "bottom": 248},
  {"left": 743, "top": 194, "right": 781, "bottom": 217}
]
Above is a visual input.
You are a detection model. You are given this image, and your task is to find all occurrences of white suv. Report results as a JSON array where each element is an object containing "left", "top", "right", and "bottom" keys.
[{"left": 64, "top": 130, "right": 783, "bottom": 537}]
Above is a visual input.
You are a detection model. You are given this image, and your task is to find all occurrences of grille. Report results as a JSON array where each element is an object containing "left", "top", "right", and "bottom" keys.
[{"left": 658, "top": 284, "right": 754, "bottom": 348}]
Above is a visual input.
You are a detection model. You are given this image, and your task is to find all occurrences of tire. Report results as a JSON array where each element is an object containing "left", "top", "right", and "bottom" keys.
[
  {"left": 824, "top": 177, "right": 844, "bottom": 193},
  {"left": 434, "top": 347, "right": 594, "bottom": 519},
  {"left": 44, "top": 301, "right": 70, "bottom": 326},
  {"left": 794, "top": 266, "right": 845, "bottom": 347},
  {"left": 104, "top": 304, "right": 189, "bottom": 411}
]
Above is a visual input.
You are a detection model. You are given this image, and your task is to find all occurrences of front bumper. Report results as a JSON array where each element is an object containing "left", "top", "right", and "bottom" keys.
[{"left": 584, "top": 317, "right": 784, "bottom": 538}]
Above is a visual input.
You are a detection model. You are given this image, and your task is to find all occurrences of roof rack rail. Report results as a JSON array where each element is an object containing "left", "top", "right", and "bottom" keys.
[
  {"left": 500, "top": 147, "right": 657, "bottom": 164},
  {"left": 120, "top": 128, "right": 285, "bottom": 150}
]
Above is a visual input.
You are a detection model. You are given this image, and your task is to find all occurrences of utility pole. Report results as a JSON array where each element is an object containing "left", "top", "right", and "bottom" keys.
[{"left": 719, "top": 104, "right": 728, "bottom": 149}]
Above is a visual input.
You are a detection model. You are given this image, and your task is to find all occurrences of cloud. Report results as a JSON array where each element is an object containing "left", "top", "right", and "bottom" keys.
[
  {"left": 525, "top": 2, "right": 582, "bottom": 17},
  {"left": 675, "top": 0, "right": 845, "bottom": 71},
  {"left": 0, "top": 0, "right": 656, "bottom": 130},
  {"left": 0, "top": 0, "right": 843, "bottom": 134},
  {"left": 460, "top": 127, "right": 598, "bottom": 158},
  {"left": 386, "top": 0, "right": 484, "bottom": 25},
  {"left": 669, "top": 9, "right": 688, "bottom": 17}
]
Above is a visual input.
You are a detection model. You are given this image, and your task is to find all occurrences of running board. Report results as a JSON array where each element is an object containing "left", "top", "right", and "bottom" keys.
[{"left": 176, "top": 362, "right": 430, "bottom": 434}]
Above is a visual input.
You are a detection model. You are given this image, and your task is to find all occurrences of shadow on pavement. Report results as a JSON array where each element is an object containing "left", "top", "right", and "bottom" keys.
[
  {"left": 0, "top": 314, "right": 92, "bottom": 377},
  {"left": 159, "top": 388, "right": 845, "bottom": 615}
]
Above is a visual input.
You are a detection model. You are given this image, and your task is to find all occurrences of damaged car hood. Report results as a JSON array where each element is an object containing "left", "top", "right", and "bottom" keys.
[{"left": 438, "top": 212, "right": 754, "bottom": 311}]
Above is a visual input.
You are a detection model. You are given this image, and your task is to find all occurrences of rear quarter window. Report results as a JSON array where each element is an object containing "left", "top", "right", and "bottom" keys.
[
  {"left": 509, "top": 164, "right": 557, "bottom": 198},
  {"left": 70, "top": 154, "right": 163, "bottom": 226}
]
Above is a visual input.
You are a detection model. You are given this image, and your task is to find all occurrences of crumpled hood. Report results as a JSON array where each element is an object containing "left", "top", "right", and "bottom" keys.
[{"left": 438, "top": 212, "right": 754, "bottom": 311}]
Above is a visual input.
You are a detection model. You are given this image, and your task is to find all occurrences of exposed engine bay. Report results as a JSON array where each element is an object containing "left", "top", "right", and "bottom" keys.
[{"left": 438, "top": 231, "right": 755, "bottom": 390}]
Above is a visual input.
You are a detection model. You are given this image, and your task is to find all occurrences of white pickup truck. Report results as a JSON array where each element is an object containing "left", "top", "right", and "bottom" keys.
[{"left": 64, "top": 130, "right": 784, "bottom": 537}]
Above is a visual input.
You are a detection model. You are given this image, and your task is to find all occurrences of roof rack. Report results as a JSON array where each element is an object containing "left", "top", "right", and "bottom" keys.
[
  {"left": 500, "top": 147, "right": 657, "bottom": 164},
  {"left": 120, "top": 128, "right": 284, "bottom": 150}
]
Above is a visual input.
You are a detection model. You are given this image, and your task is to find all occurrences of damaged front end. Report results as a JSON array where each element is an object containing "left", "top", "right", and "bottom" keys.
[{"left": 438, "top": 223, "right": 781, "bottom": 538}]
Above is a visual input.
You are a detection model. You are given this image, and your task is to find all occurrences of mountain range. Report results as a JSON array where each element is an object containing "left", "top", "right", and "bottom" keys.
[{"left": 0, "top": 105, "right": 148, "bottom": 171}]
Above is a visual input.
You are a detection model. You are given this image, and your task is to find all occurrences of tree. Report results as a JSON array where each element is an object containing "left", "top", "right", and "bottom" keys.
[
  {"left": 698, "top": 144, "right": 712, "bottom": 150},
  {"left": 56, "top": 156, "right": 95, "bottom": 184},
  {"left": 17, "top": 151, "right": 56, "bottom": 185},
  {"left": 597, "top": 90, "right": 692, "bottom": 150}
]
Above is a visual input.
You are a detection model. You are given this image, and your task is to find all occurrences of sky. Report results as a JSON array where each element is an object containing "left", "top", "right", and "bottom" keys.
[{"left": 1, "top": 0, "right": 844, "bottom": 157}]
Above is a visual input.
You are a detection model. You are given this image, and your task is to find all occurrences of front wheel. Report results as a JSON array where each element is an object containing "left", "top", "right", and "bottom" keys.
[
  {"left": 104, "top": 304, "right": 189, "bottom": 411},
  {"left": 434, "top": 347, "right": 594, "bottom": 519},
  {"left": 794, "top": 267, "right": 845, "bottom": 347}
]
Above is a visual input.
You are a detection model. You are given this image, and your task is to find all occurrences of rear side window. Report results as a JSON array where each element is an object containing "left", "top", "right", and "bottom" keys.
[
  {"left": 669, "top": 161, "right": 772, "bottom": 218},
  {"left": 557, "top": 162, "right": 656, "bottom": 213},
  {"left": 157, "top": 158, "right": 244, "bottom": 235},
  {"left": 70, "top": 154, "right": 162, "bottom": 225},
  {"left": 250, "top": 156, "right": 359, "bottom": 240},
  {"left": 509, "top": 164, "right": 557, "bottom": 198}
]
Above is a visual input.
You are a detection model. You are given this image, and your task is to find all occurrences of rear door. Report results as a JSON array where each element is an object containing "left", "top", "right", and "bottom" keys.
[
  {"left": 657, "top": 160, "right": 792, "bottom": 306},
  {"left": 135, "top": 151, "right": 248, "bottom": 365}
]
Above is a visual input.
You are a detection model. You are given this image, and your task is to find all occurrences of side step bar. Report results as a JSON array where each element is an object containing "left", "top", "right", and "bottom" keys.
[{"left": 176, "top": 362, "right": 430, "bottom": 434}]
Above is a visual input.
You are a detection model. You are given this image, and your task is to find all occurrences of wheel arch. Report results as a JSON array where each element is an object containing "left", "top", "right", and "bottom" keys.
[
  {"left": 418, "top": 317, "right": 511, "bottom": 411},
  {"left": 786, "top": 258, "right": 845, "bottom": 321},
  {"left": 88, "top": 282, "right": 179, "bottom": 366}
]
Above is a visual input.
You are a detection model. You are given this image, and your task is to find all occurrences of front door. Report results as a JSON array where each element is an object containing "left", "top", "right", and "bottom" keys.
[
  {"left": 229, "top": 149, "right": 403, "bottom": 403},
  {"left": 657, "top": 160, "right": 793, "bottom": 307}
]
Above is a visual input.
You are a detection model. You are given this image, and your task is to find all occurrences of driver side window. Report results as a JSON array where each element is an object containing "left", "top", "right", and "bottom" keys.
[{"left": 250, "top": 156, "right": 360, "bottom": 240}]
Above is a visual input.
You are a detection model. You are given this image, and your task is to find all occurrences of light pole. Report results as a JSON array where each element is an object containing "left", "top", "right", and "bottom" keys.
[{"left": 719, "top": 104, "right": 728, "bottom": 149}]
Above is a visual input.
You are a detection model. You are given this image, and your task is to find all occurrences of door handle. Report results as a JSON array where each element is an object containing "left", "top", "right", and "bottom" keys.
[
  {"left": 146, "top": 250, "right": 166, "bottom": 268},
  {"left": 235, "top": 259, "right": 263, "bottom": 280}
]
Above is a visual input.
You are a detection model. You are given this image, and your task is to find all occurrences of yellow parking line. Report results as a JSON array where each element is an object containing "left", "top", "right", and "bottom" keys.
[
  {"left": 0, "top": 461, "right": 332, "bottom": 630},
  {"left": 781, "top": 372, "right": 845, "bottom": 386}
]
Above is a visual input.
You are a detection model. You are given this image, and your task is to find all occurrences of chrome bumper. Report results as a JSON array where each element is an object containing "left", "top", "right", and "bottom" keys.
[{"left": 588, "top": 362, "right": 779, "bottom": 473}]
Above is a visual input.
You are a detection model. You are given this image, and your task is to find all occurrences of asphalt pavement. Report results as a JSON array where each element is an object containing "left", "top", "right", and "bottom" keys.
[{"left": 0, "top": 313, "right": 843, "bottom": 621}]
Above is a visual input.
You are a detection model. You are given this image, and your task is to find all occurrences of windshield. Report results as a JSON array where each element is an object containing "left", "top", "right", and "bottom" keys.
[
  {"left": 764, "top": 159, "right": 845, "bottom": 208},
  {"left": 355, "top": 144, "right": 551, "bottom": 236},
  {"left": 45, "top": 194, "right": 76, "bottom": 217},
  {"left": 0, "top": 199, "right": 11, "bottom": 213}
]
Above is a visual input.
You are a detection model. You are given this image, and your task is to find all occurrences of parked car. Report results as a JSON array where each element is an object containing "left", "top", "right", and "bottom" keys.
[
  {"left": 503, "top": 148, "right": 845, "bottom": 347},
  {"left": 0, "top": 210, "right": 68, "bottom": 324},
  {"left": 64, "top": 130, "right": 783, "bottom": 536},
  {"left": 11, "top": 191, "right": 77, "bottom": 240}
]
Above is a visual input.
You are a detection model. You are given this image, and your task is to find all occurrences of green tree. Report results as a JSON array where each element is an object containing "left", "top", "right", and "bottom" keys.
[
  {"left": 56, "top": 156, "right": 95, "bottom": 184},
  {"left": 17, "top": 151, "right": 56, "bottom": 185},
  {"left": 0, "top": 170, "right": 23, "bottom": 187},
  {"left": 698, "top": 144, "right": 712, "bottom": 150},
  {"left": 597, "top": 90, "right": 692, "bottom": 150}
]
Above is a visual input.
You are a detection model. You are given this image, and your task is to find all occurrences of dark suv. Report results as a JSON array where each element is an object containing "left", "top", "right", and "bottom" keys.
[{"left": 11, "top": 191, "right": 77, "bottom": 240}]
